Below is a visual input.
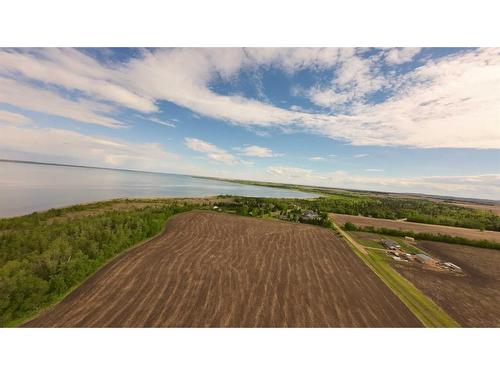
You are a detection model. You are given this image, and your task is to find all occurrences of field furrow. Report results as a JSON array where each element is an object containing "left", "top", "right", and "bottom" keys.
[{"left": 24, "top": 211, "right": 422, "bottom": 327}]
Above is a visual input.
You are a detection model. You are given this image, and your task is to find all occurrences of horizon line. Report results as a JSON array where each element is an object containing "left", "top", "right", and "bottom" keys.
[{"left": 1, "top": 158, "right": 498, "bottom": 204}]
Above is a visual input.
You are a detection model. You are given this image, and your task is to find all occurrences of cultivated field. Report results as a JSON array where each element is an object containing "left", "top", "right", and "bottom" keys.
[
  {"left": 449, "top": 202, "right": 500, "bottom": 215},
  {"left": 393, "top": 241, "right": 500, "bottom": 327},
  {"left": 24, "top": 211, "right": 421, "bottom": 327},
  {"left": 331, "top": 213, "right": 500, "bottom": 242}
]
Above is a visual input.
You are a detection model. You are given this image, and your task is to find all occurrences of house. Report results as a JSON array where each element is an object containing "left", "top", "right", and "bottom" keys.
[
  {"left": 300, "top": 210, "right": 319, "bottom": 221},
  {"left": 381, "top": 239, "right": 401, "bottom": 250},
  {"left": 213, "top": 205, "right": 219, "bottom": 210},
  {"left": 415, "top": 253, "right": 438, "bottom": 266},
  {"left": 404, "top": 236, "right": 415, "bottom": 241}
]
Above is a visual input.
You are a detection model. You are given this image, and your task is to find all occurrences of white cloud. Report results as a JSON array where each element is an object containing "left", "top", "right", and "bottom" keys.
[
  {"left": 266, "top": 166, "right": 317, "bottom": 180},
  {"left": 353, "top": 153, "right": 369, "bottom": 158},
  {"left": 0, "top": 77, "right": 123, "bottom": 128},
  {"left": 236, "top": 145, "right": 283, "bottom": 158},
  {"left": 1, "top": 48, "right": 499, "bottom": 149},
  {"left": 0, "top": 109, "right": 31, "bottom": 125},
  {"left": 334, "top": 48, "right": 500, "bottom": 149},
  {"left": 264, "top": 165, "right": 500, "bottom": 199},
  {"left": 384, "top": 48, "right": 422, "bottom": 64},
  {"left": 0, "top": 49, "right": 156, "bottom": 113},
  {"left": 0, "top": 123, "right": 188, "bottom": 173},
  {"left": 307, "top": 52, "right": 385, "bottom": 109},
  {"left": 365, "top": 168, "right": 383, "bottom": 172},
  {"left": 184, "top": 137, "right": 238, "bottom": 165},
  {"left": 136, "top": 115, "right": 176, "bottom": 127},
  {"left": 118, "top": 48, "right": 500, "bottom": 149},
  {"left": 309, "top": 156, "right": 325, "bottom": 161}
]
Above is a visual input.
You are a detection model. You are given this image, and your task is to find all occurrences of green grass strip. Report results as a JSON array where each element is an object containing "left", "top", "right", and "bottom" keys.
[{"left": 333, "top": 223, "right": 460, "bottom": 327}]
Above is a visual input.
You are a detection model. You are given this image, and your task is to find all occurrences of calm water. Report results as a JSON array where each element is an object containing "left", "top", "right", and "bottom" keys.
[{"left": 0, "top": 161, "right": 317, "bottom": 218}]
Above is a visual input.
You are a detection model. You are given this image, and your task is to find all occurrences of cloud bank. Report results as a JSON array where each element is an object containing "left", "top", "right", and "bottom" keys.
[{"left": 1, "top": 48, "right": 499, "bottom": 148}]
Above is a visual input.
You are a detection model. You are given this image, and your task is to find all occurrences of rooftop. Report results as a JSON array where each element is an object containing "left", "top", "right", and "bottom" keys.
[
  {"left": 381, "top": 239, "right": 400, "bottom": 247},
  {"left": 415, "top": 254, "right": 434, "bottom": 262}
]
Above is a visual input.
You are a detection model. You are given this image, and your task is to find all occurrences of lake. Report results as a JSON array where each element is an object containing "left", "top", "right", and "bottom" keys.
[{"left": 0, "top": 160, "right": 318, "bottom": 218}]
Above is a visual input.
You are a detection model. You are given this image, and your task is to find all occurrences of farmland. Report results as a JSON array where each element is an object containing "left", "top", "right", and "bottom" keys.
[
  {"left": 450, "top": 202, "right": 500, "bottom": 215},
  {"left": 342, "top": 230, "right": 499, "bottom": 327},
  {"left": 331, "top": 213, "right": 500, "bottom": 242},
  {"left": 220, "top": 181, "right": 500, "bottom": 231},
  {"left": 331, "top": 222, "right": 459, "bottom": 327},
  {"left": 393, "top": 241, "right": 500, "bottom": 327},
  {"left": 24, "top": 211, "right": 421, "bottom": 327}
]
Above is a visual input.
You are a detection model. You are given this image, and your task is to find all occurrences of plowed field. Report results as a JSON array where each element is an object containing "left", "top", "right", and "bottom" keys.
[
  {"left": 393, "top": 241, "right": 500, "bottom": 327},
  {"left": 331, "top": 213, "right": 500, "bottom": 242},
  {"left": 24, "top": 211, "right": 421, "bottom": 327}
]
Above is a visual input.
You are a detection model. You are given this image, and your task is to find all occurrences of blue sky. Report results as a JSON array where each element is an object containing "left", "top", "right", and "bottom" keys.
[{"left": 0, "top": 48, "right": 499, "bottom": 199}]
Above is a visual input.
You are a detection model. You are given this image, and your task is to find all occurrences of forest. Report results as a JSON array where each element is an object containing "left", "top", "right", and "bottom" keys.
[{"left": 0, "top": 202, "right": 195, "bottom": 326}]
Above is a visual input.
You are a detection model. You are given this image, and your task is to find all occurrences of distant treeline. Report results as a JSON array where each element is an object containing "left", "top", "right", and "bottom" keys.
[
  {"left": 216, "top": 197, "right": 333, "bottom": 228},
  {"left": 0, "top": 202, "right": 194, "bottom": 326},
  {"left": 218, "top": 195, "right": 500, "bottom": 232},
  {"left": 342, "top": 222, "right": 500, "bottom": 250},
  {"left": 311, "top": 196, "right": 500, "bottom": 231}
]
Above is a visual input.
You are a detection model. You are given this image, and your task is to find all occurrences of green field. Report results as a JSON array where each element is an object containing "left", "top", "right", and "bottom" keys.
[{"left": 349, "top": 232, "right": 422, "bottom": 254}]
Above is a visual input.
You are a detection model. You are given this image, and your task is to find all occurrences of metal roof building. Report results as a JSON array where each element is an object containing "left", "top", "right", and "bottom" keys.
[
  {"left": 381, "top": 239, "right": 401, "bottom": 249},
  {"left": 415, "top": 253, "right": 437, "bottom": 265}
]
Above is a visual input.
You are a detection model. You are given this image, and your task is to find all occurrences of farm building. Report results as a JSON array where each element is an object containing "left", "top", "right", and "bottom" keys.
[
  {"left": 415, "top": 253, "right": 438, "bottom": 266},
  {"left": 381, "top": 239, "right": 401, "bottom": 250},
  {"left": 404, "top": 236, "right": 415, "bottom": 241},
  {"left": 387, "top": 249, "right": 403, "bottom": 257},
  {"left": 443, "top": 262, "right": 462, "bottom": 271},
  {"left": 300, "top": 210, "right": 319, "bottom": 221},
  {"left": 401, "top": 253, "right": 413, "bottom": 260}
]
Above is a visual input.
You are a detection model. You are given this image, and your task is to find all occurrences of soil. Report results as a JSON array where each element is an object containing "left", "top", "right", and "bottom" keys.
[
  {"left": 331, "top": 213, "right": 500, "bottom": 242},
  {"left": 393, "top": 241, "right": 500, "bottom": 327},
  {"left": 24, "top": 211, "right": 421, "bottom": 327}
]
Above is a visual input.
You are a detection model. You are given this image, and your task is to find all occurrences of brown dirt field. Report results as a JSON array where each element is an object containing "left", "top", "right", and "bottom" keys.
[
  {"left": 450, "top": 202, "right": 500, "bottom": 215},
  {"left": 331, "top": 213, "right": 500, "bottom": 242},
  {"left": 392, "top": 241, "right": 500, "bottom": 327},
  {"left": 24, "top": 211, "right": 421, "bottom": 327}
]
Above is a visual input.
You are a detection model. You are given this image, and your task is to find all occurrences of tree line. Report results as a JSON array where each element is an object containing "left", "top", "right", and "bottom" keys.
[{"left": 218, "top": 195, "right": 500, "bottom": 232}]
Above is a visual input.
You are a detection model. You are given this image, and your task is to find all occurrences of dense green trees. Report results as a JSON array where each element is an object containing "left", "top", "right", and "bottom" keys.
[
  {"left": 216, "top": 197, "right": 332, "bottom": 227},
  {"left": 0, "top": 203, "right": 193, "bottom": 326}
]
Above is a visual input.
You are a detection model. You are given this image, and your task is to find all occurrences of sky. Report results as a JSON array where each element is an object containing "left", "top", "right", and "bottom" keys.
[{"left": 0, "top": 47, "right": 499, "bottom": 199}]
